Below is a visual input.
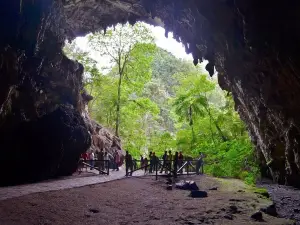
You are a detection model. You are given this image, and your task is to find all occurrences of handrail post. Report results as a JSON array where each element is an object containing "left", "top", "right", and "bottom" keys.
[
  {"left": 187, "top": 161, "right": 189, "bottom": 175},
  {"left": 125, "top": 159, "right": 128, "bottom": 177},
  {"left": 155, "top": 161, "right": 158, "bottom": 180},
  {"left": 99, "top": 160, "right": 101, "bottom": 175},
  {"left": 174, "top": 156, "right": 178, "bottom": 179},
  {"left": 107, "top": 160, "right": 110, "bottom": 175}
]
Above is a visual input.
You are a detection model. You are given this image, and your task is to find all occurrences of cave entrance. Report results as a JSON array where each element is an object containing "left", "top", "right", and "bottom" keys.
[
  {"left": 3, "top": 0, "right": 298, "bottom": 187},
  {"left": 64, "top": 21, "right": 255, "bottom": 184},
  {"left": 1, "top": 0, "right": 241, "bottom": 187}
]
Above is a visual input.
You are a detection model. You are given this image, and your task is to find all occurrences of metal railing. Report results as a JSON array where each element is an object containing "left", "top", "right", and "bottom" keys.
[
  {"left": 125, "top": 158, "right": 204, "bottom": 180},
  {"left": 78, "top": 159, "right": 111, "bottom": 175}
]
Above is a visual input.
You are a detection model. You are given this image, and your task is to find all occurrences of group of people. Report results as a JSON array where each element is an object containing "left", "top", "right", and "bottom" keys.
[
  {"left": 138, "top": 150, "right": 184, "bottom": 174},
  {"left": 78, "top": 150, "right": 121, "bottom": 173},
  {"left": 79, "top": 149, "right": 205, "bottom": 176},
  {"left": 128, "top": 151, "right": 205, "bottom": 175}
]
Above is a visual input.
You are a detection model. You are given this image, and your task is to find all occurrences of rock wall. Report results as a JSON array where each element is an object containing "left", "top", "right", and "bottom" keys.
[
  {"left": 81, "top": 92, "right": 125, "bottom": 159},
  {"left": 0, "top": 0, "right": 92, "bottom": 185},
  {"left": 1, "top": 0, "right": 300, "bottom": 186}
]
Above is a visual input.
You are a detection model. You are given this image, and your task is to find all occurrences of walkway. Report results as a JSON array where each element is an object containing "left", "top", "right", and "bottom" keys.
[{"left": 0, "top": 168, "right": 144, "bottom": 201}]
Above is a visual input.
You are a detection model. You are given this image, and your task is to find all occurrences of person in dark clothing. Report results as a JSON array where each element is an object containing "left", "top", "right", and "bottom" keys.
[
  {"left": 196, "top": 152, "right": 204, "bottom": 175},
  {"left": 178, "top": 151, "right": 184, "bottom": 174},
  {"left": 167, "top": 150, "right": 173, "bottom": 173},
  {"left": 152, "top": 152, "right": 159, "bottom": 173},
  {"left": 98, "top": 149, "right": 104, "bottom": 171},
  {"left": 144, "top": 157, "right": 149, "bottom": 174},
  {"left": 173, "top": 152, "right": 179, "bottom": 177},
  {"left": 125, "top": 151, "right": 133, "bottom": 176},
  {"left": 160, "top": 151, "right": 168, "bottom": 173},
  {"left": 113, "top": 150, "right": 120, "bottom": 171},
  {"left": 149, "top": 151, "right": 153, "bottom": 173}
]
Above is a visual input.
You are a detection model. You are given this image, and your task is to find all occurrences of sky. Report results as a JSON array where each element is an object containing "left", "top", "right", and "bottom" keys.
[{"left": 74, "top": 23, "right": 208, "bottom": 73}]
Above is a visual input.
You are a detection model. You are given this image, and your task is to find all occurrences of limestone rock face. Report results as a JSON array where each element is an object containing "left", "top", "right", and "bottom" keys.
[
  {"left": 1, "top": 0, "right": 300, "bottom": 186},
  {"left": 81, "top": 92, "right": 125, "bottom": 160}
]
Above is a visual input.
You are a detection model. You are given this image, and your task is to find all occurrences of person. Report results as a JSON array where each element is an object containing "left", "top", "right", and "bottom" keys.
[
  {"left": 114, "top": 150, "right": 120, "bottom": 171},
  {"left": 77, "top": 154, "right": 84, "bottom": 174},
  {"left": 167, "top": 150, "right": 173, "bottom": 173},
  {"left": 82, "top": 152, "right": 88, "bottom": 171},
  {"left": 144, "top": 157, "right": 149, "bottom": 174},
  {"left": 89, "top": 151, "right": 95, "bottom": 170},
  {"left": 125, "top": 151, "right": 133, "bottom": 176},
  {"left": 196, "top": 152, "right": 204, "bottom": 175},
  {"left": 98, "top": 149, "right": 104, "bottom": 171},
  {"left": 104, "top": 151, "right": 109, "bottom": 171},
  {"left": 178, "top": 151, "right": 184, "bottom": 174},
  {"left": 152, "top": 152, "right": 159, "bottom": 173},
  {"left": 173, "top": 152, "right": 179, "bottom": 177},
  {"left": 149, "top": 151, "right": 153, "bottom": 173},
  {"left": 160, "top": 151, "right": 168, "bottom": 173}
]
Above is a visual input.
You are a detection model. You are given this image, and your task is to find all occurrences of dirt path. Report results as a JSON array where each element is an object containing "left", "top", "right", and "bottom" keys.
[
  {"left": 0, "top": 169, "right": 143, "bottom": 201},
  {"left": 0, "top": 175, "right": 293, "bottom": 225}
]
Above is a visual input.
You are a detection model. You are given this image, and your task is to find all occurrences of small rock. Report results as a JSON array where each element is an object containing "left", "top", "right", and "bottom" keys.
[
  {"left": 251, "top": 211, "right": 263, "bottom": 221},
  {"left": 229, "top": 205, "right": 238, "bottom": 214},
  {"left": 294, "top": 208, "right": 300, "bottom": 213},
  {"left": 189, "top": 190, "right": 208, "bottom": 198},
  {"left": 260, "top": 204, "right": 277, "bottom": 217},
  {"left": 229, "top": 198, "right": 244, "bottom": 202},
  {"left": 84, "top": 214, "right": 91, "bottom": 218},
  {"left": 209, "top": 186, "right": 218, "bottom": 191},
  {"left": 237, "top": 190, "right": 245, "bottom": 193},
  {"left": 224, "top": 214, "right": 233, "bottom": 220},
  {"left": 89, "top": 208, "right": 99, "bottom": 213},
  {"left": 166, "top": 185, "right": 173, "bottom": 190}
]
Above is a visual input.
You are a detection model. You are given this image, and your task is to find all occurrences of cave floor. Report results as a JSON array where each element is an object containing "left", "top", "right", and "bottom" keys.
[
  {"left": 0, "top": 175, "right": 294, "bottom": 225},
  {"left": 0, "top": 168, "right": 143, "bottom": 201}
]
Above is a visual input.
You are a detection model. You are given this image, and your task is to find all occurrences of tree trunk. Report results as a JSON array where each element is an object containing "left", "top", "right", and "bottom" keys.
[
  {"left": 189, "top": 106, "right": 196, "bottom": 151},
  {"left": 204, "top": 106, "right": 228, "bottom": 142},
  {"left": 115, "top": 73, "right": 122, "bottom": 137}
]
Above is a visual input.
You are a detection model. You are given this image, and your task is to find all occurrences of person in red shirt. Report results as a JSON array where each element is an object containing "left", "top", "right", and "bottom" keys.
[{"left": 81, "top": 152, "right": 88, "bottom": 171}]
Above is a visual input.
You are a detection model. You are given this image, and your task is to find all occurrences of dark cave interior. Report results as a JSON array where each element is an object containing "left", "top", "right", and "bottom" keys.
[{"left": 1, "top": 0, "right": 300, "bottom": 187}]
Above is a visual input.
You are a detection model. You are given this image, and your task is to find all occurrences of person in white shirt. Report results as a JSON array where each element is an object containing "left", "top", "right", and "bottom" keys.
[{"left": 90, "top": 151, "right": 95, "bottom": 170}]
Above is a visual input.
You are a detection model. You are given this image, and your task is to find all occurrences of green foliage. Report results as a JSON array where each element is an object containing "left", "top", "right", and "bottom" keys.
[{"left": 64, "top": 22, "right": 259, "bottom": 185}]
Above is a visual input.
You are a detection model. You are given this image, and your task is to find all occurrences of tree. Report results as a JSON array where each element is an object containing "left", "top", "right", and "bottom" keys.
[{"left": 88, "top": 22, "right": 156, "bottom": 137}]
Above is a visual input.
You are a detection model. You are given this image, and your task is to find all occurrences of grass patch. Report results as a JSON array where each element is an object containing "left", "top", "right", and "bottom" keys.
[{"left": 249, "top": 187, "right": 270, "bottom": 198}]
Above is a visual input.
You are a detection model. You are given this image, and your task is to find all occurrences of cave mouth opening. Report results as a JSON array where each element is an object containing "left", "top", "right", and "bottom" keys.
[
  {"left": 64, "top": 21, "right": 258, "bottom": 185},
  {"left": 2, "top": 0, "right": 300, "bottom": 187}
]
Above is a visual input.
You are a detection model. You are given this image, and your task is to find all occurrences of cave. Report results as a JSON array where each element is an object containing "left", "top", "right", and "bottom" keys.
[{"left": 1, "top": 0, "right": 300, "bottom": 187}]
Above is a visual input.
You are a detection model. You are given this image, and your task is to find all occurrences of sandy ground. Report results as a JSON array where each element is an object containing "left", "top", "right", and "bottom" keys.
[{"left": 0, "top": 175, "right": 294, "bottom": 225}]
